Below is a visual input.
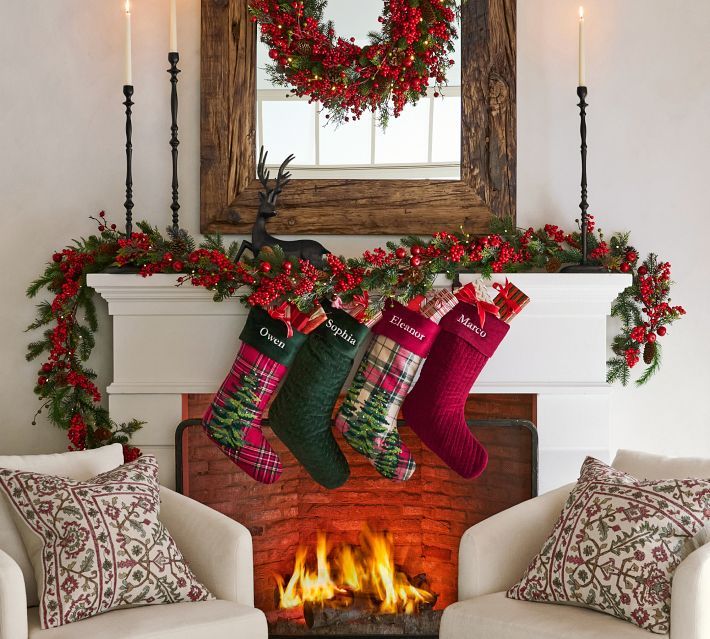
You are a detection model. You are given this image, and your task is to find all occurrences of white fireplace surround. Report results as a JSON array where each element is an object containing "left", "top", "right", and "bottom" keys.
[{"left": 88, "top": 272, "right": 631, "bottom": 493}]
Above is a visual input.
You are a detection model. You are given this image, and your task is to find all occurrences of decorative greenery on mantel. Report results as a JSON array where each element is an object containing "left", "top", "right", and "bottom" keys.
[{"left": 26, "top": 213, "right": 684, "bottom": 456}]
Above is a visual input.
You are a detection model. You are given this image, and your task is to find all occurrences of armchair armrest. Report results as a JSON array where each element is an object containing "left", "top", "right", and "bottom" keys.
[
  {"left": 0, "top": 548, "right": 27, "bottom": 639},
  {"left": 458, "top": 484, "right": 572, "bottom": 600},
  {"left": 671, "top": 542, "right": 710, "bottom": 639},
  {"left": 159, "top": 487, "right": 254, "bottom": 606}
]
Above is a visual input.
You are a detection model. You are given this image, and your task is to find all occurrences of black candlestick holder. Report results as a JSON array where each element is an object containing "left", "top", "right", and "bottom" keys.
[
  {"left": 562, "top": 86, "right": 605, "bottom": 273},
  {"left": 168, "top": 52, "right": 180, "bottom": 233},
  {"left": 123, "top": 85, "right": 134, "bottom": 238}
]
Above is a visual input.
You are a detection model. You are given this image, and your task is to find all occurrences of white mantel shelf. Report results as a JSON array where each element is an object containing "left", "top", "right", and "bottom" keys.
[{"left": 88, "top": 272, "right": 631, "bottom": 492}]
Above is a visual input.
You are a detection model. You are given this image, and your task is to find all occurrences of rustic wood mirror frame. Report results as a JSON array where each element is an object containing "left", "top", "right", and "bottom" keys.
[{"left": 200, "top": 0, "right": 515, "bottom": 235}]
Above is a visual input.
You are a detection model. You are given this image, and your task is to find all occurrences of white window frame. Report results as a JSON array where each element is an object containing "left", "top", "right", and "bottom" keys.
[{"left": 256, "top": 86, "right": 461, "bottom": 180}]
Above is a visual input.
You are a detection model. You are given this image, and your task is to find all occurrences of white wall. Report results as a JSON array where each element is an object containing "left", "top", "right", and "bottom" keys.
[{"left": 0, "top": 1, "right": 708, "bottom": 460}]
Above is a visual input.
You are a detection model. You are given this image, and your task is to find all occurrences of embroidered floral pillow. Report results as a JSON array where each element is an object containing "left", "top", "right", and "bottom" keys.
[
  {"left": 507, "top": 457, "right": 710, "bottom": 634},
  {"left": 0, "top": 455, "right": 212, "bottom": 629}
]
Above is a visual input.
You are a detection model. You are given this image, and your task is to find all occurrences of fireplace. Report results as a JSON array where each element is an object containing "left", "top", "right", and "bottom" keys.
[
  {"left": 177, "top": 394, "right": 537, "bottom": 637},
  {"left": 85, "top": 273, "right": 629, "bottom": 632}
]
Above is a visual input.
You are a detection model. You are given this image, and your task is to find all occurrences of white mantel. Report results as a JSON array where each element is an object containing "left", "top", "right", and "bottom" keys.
[{"left": 88, "top": 272, "right": 631, "bottom": 492}]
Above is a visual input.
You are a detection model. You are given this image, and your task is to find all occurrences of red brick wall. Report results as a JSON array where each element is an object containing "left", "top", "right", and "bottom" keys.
[{"left": 181, "top": 394, "right": 535, "bottom": 612}]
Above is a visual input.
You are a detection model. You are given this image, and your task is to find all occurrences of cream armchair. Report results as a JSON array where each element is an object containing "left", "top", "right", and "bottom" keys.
[
  {"left": 0, "top": 445, "right": 267, "bottom": 639},
  {"left": 440, "top": 450, "right": 710, "bottom": 639}
]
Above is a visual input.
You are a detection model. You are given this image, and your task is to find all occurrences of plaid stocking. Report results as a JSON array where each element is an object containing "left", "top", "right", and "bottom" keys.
[
  {"left": 335, "top": 291, "right": 458, "bottom": 481},
  {"left": 203, "top": 307, "right": 306, "bottom": 484}
]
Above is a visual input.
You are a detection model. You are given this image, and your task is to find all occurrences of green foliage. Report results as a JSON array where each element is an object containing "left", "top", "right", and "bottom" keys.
[{"left": 207, "top": 373, "right": 262, "bottom": 449}]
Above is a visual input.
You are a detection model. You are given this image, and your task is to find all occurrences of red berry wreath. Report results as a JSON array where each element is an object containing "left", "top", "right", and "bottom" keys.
[{"left": 249, "top": 0, "right": 459, "bottom": 126}]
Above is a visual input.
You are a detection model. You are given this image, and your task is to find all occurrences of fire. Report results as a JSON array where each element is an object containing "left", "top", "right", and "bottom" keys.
[{"left": 275, "top": 527, "right": 436, "bottom": 615}]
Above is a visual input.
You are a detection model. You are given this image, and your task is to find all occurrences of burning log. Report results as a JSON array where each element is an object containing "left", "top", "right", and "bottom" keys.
[{"left": 303, "top": 601, "right": 443, "bottom": 633}]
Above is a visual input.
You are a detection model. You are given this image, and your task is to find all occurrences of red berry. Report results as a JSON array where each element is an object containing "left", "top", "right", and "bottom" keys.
[
  {"left": 37, "top": 376, "right": 47, "bottom": 386},
  {"left": 657, "top": 326, "right": 667, "bottom": 337},
  {"left": 410, "top": 245, "right": 422, "bottom": 256},
  {"left": 647, "top": 332, "right": 657, "bottom": 343},
  {"left": 98, "top": 225, "right": 105, "bottom": 232},
  {"left": 268, "top": 49, "right": 279, "bottom": 60},
  {"left": 173, "top": 261, "right": 184, "bottom": 272},
  {"left": 52, "top": 253, "right": 62, "bottom": 263},
  {"left": 626, "top": 251, "right": 638, "bottom": 262},
  {"left": 110, "top": 224, "right": 117, "bottom": 230},
  {"left": 260, "top": 262, "right": 272, "bottom": 273},
  {"left": 99, "top": 211, "right": 106, "bottom": 217},
  {"left": 637, "top": 265, "right": 648, "bottom": 275},
  {"left": 395, "top": 248, "right": 407, "bottom": 259},
  {"left": 620, "top": 262, "right": 630, "bottom": 273},
  {"left": 282, "top": 261, "right": 293, "bottom": 273},
  {"left": 410, "top": 256, "right": 421, "bottom": 267}
]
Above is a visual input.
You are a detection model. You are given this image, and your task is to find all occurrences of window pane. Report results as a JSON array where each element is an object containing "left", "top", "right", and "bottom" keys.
[
  {"left": 431, "top": 96, "right": 461, "bottom": 163},
  {"left": 374, "top": 101, "right": 430, "bottom": 165},
  {"left": 319, "top": 113, "right": 372, "bottom": 165},
  {"left": 260, "top": 101, "right": 316, "bottom": 165}
]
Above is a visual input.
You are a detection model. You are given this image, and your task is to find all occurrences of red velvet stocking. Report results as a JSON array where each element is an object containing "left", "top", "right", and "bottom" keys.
[{"left": 401, "top": 302, "right": 509, "bottom": 479}]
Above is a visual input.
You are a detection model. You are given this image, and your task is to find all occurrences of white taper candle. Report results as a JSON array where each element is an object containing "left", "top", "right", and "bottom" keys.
[
  {"left": 578, "top": 6, "right": 586, "bottom": 86},
  {"left": 170, "top": 0, "right": 178, "bottom": 52},
  {"left": 124, "top": 1, "right": 132, "bottom": 85}
]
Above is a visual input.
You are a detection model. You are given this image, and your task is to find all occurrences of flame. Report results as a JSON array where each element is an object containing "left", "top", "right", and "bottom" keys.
[
  {"left": 579, "top": 6, "right": 584, "bottom": 19},
  {"left": 125, "top": 0, "right": 131, "bottom": 14},
  {"left": 275, "top": 527, "right": 435, "bottom": 615}
]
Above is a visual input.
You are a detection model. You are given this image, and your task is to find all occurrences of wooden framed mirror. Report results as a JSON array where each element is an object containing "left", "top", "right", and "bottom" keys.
[{"left": 200, "top": 0, "right": 515, "bottom": 235}]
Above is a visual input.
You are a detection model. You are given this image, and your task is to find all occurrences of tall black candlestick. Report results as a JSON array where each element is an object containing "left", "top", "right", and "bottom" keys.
[
  {"left": 168, "top": 52, "right": 180, "bottom": 233},
  {"left": 123, "top": 85, "right": 134, "bottom": 238},
  {"left": 562, "top": 85, "right": 605, "bottom": 273}
]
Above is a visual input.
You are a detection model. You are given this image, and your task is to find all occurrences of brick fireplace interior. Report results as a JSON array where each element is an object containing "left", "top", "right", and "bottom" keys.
[{"left": 178, "top": 394, "right": 537, "bottom": 637}]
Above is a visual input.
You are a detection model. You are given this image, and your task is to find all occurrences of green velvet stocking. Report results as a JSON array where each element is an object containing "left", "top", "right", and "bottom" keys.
[{"left": 269, "top": 307, "right": 370, "bottom": 488}]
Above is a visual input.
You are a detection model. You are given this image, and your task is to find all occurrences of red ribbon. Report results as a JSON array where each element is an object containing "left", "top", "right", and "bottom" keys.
[
  {"left": 268, "top": 302, "right": 294, "bottom": 338},
  {"left": 493, "top": 279, "right": 521, "bottom": 317},
  {"left": 333, "top": 292, "right": 369, "bottom": 321},
  {"left": 455, "top": 283, "right": 500, "bottom": 327}
]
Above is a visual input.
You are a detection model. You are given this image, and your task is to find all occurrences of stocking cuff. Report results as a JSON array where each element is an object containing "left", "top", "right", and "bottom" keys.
[
  {"left": 240, "top": 307, "right": 307, "bottom": 367},
  {"left": 439, "top": 302, "right": 510, "bottom": 358},
  {"left": 314, "top": 306, "right": 371, "bottom": 357},
  {"left": 373, "top": 301, "right": 440, "bottom": 358}
]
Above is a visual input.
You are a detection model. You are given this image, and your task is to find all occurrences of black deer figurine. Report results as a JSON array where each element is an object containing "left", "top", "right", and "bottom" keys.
[{"left": 235, "top": 148, "right": 330, "bottom": 268}]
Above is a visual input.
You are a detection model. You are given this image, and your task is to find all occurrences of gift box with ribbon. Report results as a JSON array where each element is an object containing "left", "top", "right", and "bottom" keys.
[
  {"left": 267, "top": 302, "right": 327, "bottom": 337},
  {"left": 492, "top": 279, "right": 530, "bottom": 323}
]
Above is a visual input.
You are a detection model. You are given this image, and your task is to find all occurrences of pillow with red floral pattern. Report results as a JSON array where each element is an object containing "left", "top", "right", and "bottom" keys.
[
  {"left": 507, "top": 457, "right": 710, "bottom": 634},
  {"left": 0, "top": 455, "right": 212, "bottom": 629}
]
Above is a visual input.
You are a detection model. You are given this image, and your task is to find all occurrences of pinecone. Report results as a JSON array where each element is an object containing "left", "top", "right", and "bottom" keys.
[
  {"left": 643, "top": 341, "right": 656, "bottom": 365},
  {"left": 296, "top": 40, "right": 312, "bottom": 56},
  {"left": 408, "top": 269, "right": 424, "bottom": 285},
  {"left": 420, "top": 1, "right": 436, "bottom": 24},
  {"left": 546, "top": 258, "right": 562, "bottom": 273}
]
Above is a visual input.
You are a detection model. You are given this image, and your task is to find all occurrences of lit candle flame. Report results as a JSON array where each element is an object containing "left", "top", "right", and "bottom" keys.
[
  {"left": 125, "top": 0, "right": 131, "bottom": 14},
  {"left": 579, "top": 6, "right": 584, "bottom": 20}
]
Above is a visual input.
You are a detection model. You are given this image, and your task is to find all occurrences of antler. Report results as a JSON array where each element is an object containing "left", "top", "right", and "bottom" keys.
[
  {"left": 267, "top": 154, "right": 295, "bottom": 204},
  {"left": 257, "top": 146, "right": 271, "bottom": 191}
]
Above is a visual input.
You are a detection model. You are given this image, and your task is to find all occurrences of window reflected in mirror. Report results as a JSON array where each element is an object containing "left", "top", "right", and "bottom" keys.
[{"left": 256, "top": 0, "right": 461, "bottom": 180}]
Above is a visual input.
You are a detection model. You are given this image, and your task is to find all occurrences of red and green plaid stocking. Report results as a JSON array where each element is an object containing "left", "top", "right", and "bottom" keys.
[
  {"left": 334, "top": 290, "right": 458, "bottom": 481},
  {"left": 203, "top": 307, "right": 306, "bottom": 484}
]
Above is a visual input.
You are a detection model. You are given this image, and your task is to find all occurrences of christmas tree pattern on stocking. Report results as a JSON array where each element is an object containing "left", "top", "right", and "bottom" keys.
[
  {"left": 402, "top": 284, "right": 513, "bottom": 479},
  {"left": 269, "top": 305, "right": 371, "bottom": 489},
  {"left": 335, "top": 291, "right": 458, "bottom": 480},
  {"left": 203, "top": 306, "right": 306, "bottom": 484}
]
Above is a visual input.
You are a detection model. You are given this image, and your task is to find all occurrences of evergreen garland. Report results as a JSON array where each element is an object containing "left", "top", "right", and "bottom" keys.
[{"left": 26, "top": 211, "right": 685, "bottom": 454}]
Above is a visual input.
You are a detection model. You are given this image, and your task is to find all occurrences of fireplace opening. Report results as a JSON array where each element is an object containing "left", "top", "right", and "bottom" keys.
[
  {"left": 177, "top": 394, "right": 537, "bottom": 637},
  {"left": 271, "top": 526, "right": 440, "bottom": 635}
]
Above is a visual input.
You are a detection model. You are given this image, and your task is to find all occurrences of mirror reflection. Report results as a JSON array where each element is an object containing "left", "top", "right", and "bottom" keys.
[{"left": 256, "top": 0, "right": 461, "bottom": 180}]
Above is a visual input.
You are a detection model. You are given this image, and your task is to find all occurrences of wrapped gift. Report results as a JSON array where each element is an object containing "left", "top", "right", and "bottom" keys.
[
  {"left": 267, "top": 303, "right": 327, "bottom": 337},
  {"left": 492, "top": 280, "right": 530, "bottom": 323}
]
